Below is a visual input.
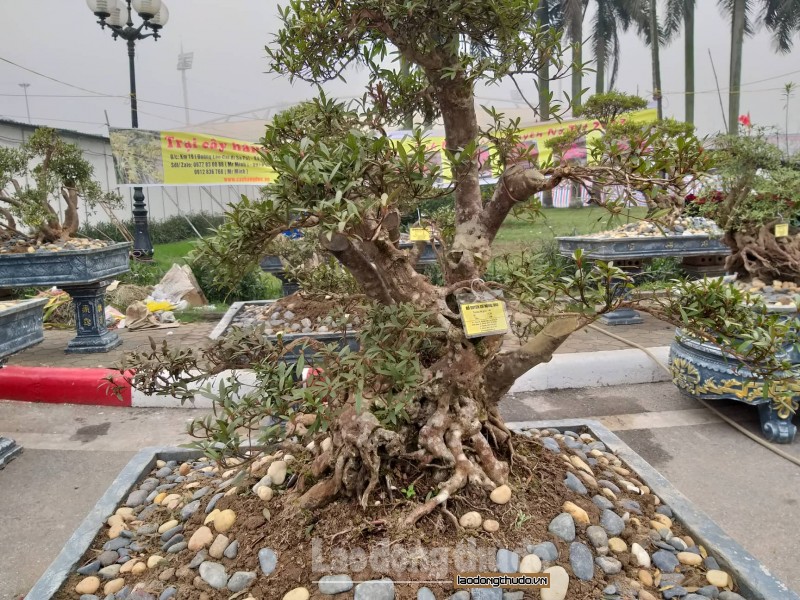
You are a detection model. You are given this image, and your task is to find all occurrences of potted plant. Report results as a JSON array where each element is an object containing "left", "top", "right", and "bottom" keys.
[
  {"left": 669, "top": 126, "right": 800, "bottom": 442},
  {"left": 0, "top": 128, "right": 131, "bottom": 352}
]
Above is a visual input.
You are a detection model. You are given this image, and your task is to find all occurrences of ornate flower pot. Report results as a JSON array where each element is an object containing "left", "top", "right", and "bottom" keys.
[
  {"left": 669, "top": 329, "right": 798, "bottom": 443},
  {"left": 0, "top": 243, "right": 131, "bottom": 353}
]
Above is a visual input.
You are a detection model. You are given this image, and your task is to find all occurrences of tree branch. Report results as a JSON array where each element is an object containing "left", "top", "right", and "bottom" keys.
[
  {"left": 484, "top": 316, "right": 586, "bottom": 399},
  {"left": 320, "top": 232, "right": 396, "bottom": 305}
]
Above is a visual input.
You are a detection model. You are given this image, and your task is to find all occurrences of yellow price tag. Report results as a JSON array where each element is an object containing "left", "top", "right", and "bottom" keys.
[
  {"left": 775, "top": 223, "right": 789, "bottom": 237},
  {"left": 459, "top": 300, "right": 509, "bottom": 338},
  {"left": 409, "top": 227, "right": 432, "bottom": 242}
]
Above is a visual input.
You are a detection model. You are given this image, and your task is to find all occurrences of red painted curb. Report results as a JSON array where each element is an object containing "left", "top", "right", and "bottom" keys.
[{"left": 0, "top": 367, "right": 132, "bottom": 406}]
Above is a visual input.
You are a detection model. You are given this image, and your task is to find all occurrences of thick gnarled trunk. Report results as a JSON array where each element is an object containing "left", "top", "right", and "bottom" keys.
[{"left": 725, "top": 226, "right": 800, "bottom": 283}]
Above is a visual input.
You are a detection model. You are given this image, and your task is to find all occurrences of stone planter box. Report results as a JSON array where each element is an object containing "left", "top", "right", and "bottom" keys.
[
  {"left": 0, "top": 243, "right": 131, "bottom": 353},
  {"left": 669, "top": 329, "right": 799, "bottom": 443},
  {"left": 557, "top": 235, "right": 730, "bottom": 326},
  {"left": 556, "top": 234, "right": 730, "bottom": 261},
  {"left": 0, "top": 242, "right": 131, "bottom": 287},
  {"left": 0, "top": 297, "right": 47, "bottom": 361},
  {"left": 26, "top": 420, "right": 799, "bottom": 600},
  {"left": 209, "top": 299, "right": 359, "bottom": 367}
]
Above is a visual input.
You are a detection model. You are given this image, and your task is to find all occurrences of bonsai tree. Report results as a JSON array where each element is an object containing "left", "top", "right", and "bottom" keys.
[
  {"left": 119, "top": 0, "right": 796, "bottom": 526},
  {"left": 692, "top": 127, "right": 800, "bottom": 283},
  {"left": 0, "top": 127, "right": 120, "bottom": 245}
]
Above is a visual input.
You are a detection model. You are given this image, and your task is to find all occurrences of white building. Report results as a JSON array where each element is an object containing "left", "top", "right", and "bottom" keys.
[{"left": 0, "top": 118, "right": 262, "bottom": 231}]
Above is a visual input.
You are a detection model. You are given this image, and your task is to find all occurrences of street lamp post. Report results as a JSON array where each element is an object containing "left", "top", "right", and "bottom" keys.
[
  {"left": 18, "top": 83, "right": 31, "bottom": 124},
  {"left": 86, "top": 0, "right": 169, "bottom": 261}
]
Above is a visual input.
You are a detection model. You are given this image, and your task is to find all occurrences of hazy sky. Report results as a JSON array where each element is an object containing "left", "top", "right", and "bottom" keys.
[{"left": 1, "top": 1, "right": 799, "bottom": 139}]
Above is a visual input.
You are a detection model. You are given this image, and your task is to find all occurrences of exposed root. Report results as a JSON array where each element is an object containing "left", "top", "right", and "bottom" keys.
[{"left": 725, "top": 226, "right": 800, "bottom": 283}]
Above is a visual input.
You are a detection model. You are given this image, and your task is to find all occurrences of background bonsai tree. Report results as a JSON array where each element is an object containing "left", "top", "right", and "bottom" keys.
[
  {"left": 120, "top": 0, "right": 797, "bottom": 525},
  {"left": 693, "top": 127, "right": 800, "bottom": 283},
  {"left": 0, "top": 127, "right": 120, "bottom": 245}
]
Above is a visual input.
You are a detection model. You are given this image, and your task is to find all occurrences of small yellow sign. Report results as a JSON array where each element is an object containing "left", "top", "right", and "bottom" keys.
[
  {"left": 460, "top": 300, "right": 509, "bottom": 338},
  {"left": 775, "top": 223, "right": 790, "bottom": 237},
  {"left": 409, "top": 227, "right": 432, "bottom": 242}
]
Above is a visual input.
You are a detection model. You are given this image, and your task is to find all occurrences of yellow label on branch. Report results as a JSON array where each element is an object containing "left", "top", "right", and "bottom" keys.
[
  {"left": 775, "top": 223, "right": 790, "bottom": 237},
  {"left": 409, "top": 227, "right": 432, "bottom": 242},
  {"left": 460, "top": 300, "right": 509, "bottom": 338}
]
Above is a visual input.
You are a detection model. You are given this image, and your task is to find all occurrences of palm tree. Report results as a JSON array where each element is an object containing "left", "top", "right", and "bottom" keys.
[
  {"left": 719, "top": 0, "right": 800, "bottom": 134},
  {"left": 665, "top": 0, "right": 696, "bottom": 124},
  {"left": 591, "top": 0, "right": 641, "bottom": 94}
]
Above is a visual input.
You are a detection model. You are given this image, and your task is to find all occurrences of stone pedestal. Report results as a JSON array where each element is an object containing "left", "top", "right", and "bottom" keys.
[{"left": 63, "top": 281, "right": 122, "bottom": 354}]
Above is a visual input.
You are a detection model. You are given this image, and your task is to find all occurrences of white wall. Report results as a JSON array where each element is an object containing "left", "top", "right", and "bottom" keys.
[{"left": 0, "top": 120, "right": 264, "bottom": 232}]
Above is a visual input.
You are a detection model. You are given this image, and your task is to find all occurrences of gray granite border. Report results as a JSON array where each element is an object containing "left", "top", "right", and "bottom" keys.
[
  {"left": 24, "top": 447, "right": 200, "bottom": 600},
  {"left": 208, "top": 300, "right": 273, "bottom": 340},
  {"left": 25, "top": 422, "right": 797, "bottom": 599},
  {"left": 507, "top": 419, "right": 799, "bottom": 600}
]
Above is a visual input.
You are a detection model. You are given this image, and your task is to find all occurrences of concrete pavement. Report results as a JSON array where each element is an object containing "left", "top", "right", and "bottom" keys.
[{"left": 0, "top": 382, "right": 798, "bottom": 599}]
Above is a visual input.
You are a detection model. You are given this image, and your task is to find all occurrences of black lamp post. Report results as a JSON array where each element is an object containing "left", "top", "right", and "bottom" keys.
[{"left": 86, "top": 0, "right": 169, "bottom": 261}]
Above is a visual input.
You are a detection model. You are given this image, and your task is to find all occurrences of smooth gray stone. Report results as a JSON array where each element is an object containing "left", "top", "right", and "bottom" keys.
[
  {"left": 224, "top": 540, "right": 239, "bottom": 559},
  {"left": 569, "top": 542, "right": 594, "bottom": 580},
  {"left": 652, "top": 549, "right": 680, "bottom": 572},
  {"left": 189, "top": 550, "right": 207, "bottom": 568},
  {"left": 79, "top": 596, "right": 99, "bottom": 600},
  {"left": 449, "top": 592, "right": 470, "bottom": 600},
  {"left": 669, "top": 537, "right": 688, "bottom": 551},
  {"left": 206, "top": 492, "right": 225, "bottom": 513},
  {"left": 417, "top": 587, "right": 436, "bottom": 600},
  {"left": 166, "top": 541, "right": 187, "bottom": 554},
  {"left": 597, "top": 479, "right": 621, "bottom": 494},
  {"left": 162, "top": 534, "right": 184, "bottom": 551},
  {"left": 160, "top": 525, "right": 183, "bottom": 542},
  {"left": 102, "top": 537, "right": 129, "bottom": 551},
  {"left": 496, "top": 548, "right": 519, "bottom": 573},
  {"left": 704, "top": 556, "right": 721, "bottom": 570},
  {"left": 155, "top": 466, "right": 172, "bottom": 478},
  {"left": 595, "top": 555, "right": 622, "bottom": 574},
  {"left": 128, "top": 542, "right": 144, "bottom": 552},
  {"left": 656, "top": 505, "right": 674, "bottom": 518},
  {"left": 718, "top": 594, "right": 747, "bottom": 600},
  {"left": 696, "top": 586, "right": 720, "bottom": 598},
  {"left": 600, "top": 509, "right": 625, "bottom": 536},
  {"left": 564, "top": 472, "right": 587, "bottom": 495},
  {"left": 145, "top": 490, "right": 159, "bottom": 503},
  {"left": 541, "top": 437, "right": 560, "bottom": 453},
  {"left": 155, "top": 483, "right": 176, "bottom": 491},
  {"left": 77, "top": 560, "right": 101, "bottom": 575},
  {"left": 354, "top": 579, "right": 395, "bottom": 600},
  {"left": 136, "top": 523, "right": 158, "bottom": 536},
  {"left": 192, "top": 486, "right": 211, "bottom": 500},
  {"left": 137, "top": 504, "right": 158, "bottom": 521},
  {"left": 258, "top": 548, "right": 278, "bottom": 575},
  {"left": 619, "top": 499, "right": 641, "bottom": 514},
  {"left": 503, "top": 593, "right": 524, "bottom": 600},
  {"left": 227, "top": 571, "right": 256, "bottom": 592},
  {"left": 685, "top": 595, "right": 709, "bottom": 600},
  {"left": 663, "top": 586, "right": 688, "bottom": 599},
  {"left": 319, "top": 574, "right": 354, "bottom": 594},
  {"left": 159, "top": 588, "right": 177, "bottom": 600},
  {"left": 98, "top": 564, "right": 121, "bottom": 579},
  {"left": 592, "top": 495, "right": 614, "bottom": 510},
  {"left": 125, "top": 489, "right": 148, "bottom": 507},
  {"left": 530, "top": 541, "right": 558, "bottom": 561},
  {"left": 199, "top": 561, "right": 228, "bottom": 589},
  {"left": 586, "top": 525, "right": 608, "bottom": 549},
  {"left": 660, "top": 573, "right": 686, "bottom": 586},
  {"left": 119, "top": 529, "right": 135, "bottom": 539},
  {"left": 471, "top": 589, "right": 502, "bottom": 600},
  {"left": 548, "top": 513, "right": 576, "bottom": 542},
  {"left": 180, "top": 500, "right": 201, "bottom": 520},
  {"left": 139, "top": 478, "right": 159, "bottom": 492},
  {"left": 97, "top": 551, "right": 119, "bottom": 567}
]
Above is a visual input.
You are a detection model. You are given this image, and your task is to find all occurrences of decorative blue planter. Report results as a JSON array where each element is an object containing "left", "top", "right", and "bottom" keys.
[
  {"left": 669, "top": 329, "right": 798, "bottom": 443},
  {"left": 0, "top": 298, "right": 47, "bottom": 362},
  {"left": 209, "top": 300, "right": 359, "bottom": 367},
  {"left": 0, "top": 243, "right": 131, "bottom": 353}
]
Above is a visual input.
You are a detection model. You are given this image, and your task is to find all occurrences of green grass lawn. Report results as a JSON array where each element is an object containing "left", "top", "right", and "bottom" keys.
[
  {"left": 152, "top": 239, "right": 198, "bottom": 271},
  {"left": 493, "top": 207, "right": 648, "bottom": 254}
]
